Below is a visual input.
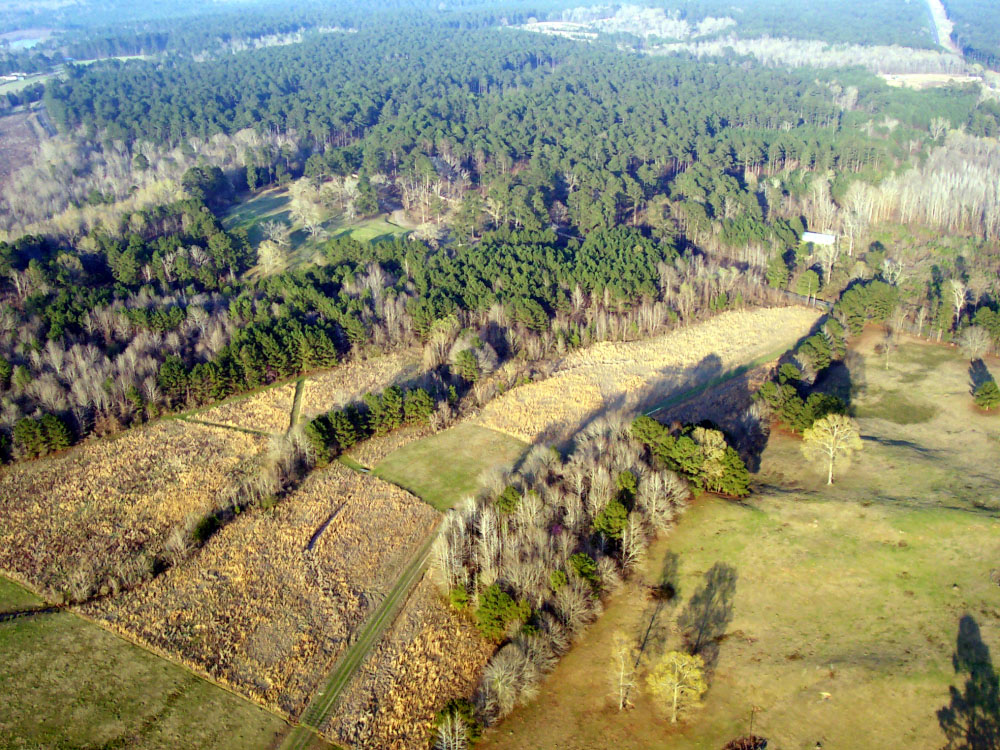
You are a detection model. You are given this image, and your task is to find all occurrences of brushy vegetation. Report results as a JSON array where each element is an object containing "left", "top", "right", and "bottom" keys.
[
  {"left": 0, "top": 420, "right": 265, "bottom": 602},
  {"left": 88, "top": 462, "right": 437, "bottom": 717},
  {"left": 326, "top": 576, "right": 493, "bottom": 750}
]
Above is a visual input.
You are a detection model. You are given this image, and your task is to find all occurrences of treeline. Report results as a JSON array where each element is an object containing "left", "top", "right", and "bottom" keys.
[
  {"left": 0, "top": 214, "right": 775, "bottom": 462},
  {"left": 434, "top": 414, "right": 748, "bottom": 729}
]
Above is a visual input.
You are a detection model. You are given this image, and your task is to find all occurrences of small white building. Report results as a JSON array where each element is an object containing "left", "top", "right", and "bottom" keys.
[{"left": 801, "top": 231, "right": 837, "bottom": 246}]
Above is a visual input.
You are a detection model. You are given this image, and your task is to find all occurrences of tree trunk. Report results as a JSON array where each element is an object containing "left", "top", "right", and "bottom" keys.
[{"left": 827, "top": 455, "right": 834, "bottom": 485}]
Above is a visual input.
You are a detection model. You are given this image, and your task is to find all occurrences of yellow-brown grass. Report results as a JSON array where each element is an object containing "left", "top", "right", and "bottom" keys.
[
  {"left": 0, "top": 420, "right": 265, "bottom": 599},
  {"left": 476, "top": 306, "right": 821, "bottom": 443},
  {"left": 325, "top": 576, "right": 493, "bottom": 750},
  {"left": 197, "top": 382, "right": 298, "bottom": 433},
  {"left": 87, "top": 463, "right": 439, "bottom": 717},
  {"left": 300, "top": 350, "right": 422, "bottom": 420}
]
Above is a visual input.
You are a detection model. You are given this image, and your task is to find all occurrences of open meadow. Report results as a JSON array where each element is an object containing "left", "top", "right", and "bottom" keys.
[
  {"left": 299, "top": 350, "right": 423, "bottom": 422},
  {"left": 475, "top": 306, "right": 821, "bottom": 445},
  {"left": 478, "top": 336, "right": 1000, "bottom": 750},
  {"left": 373, "top": 423, "right": 528, "bottom": 511},
  {"left": 87, "top": 463, "right": 439, "bottom": 718},
  {"left": 0, "top": 576, "right": 305, "bottom": 750},
  {"left": 0, "top": 420, "right": 265, "bottom": 601}
]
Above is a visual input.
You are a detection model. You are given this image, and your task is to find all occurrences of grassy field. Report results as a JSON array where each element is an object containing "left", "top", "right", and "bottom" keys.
[
  {"left": 478, "top": 337, "right": 1000, "bottom": 750},
  {"left": 0, "top": 576, "right": 308, "bottom": 750},
  {"left": 222, "top": 187, "right": 410, "bottom": 275},
  {"left": 373, "top": 423, "right": 528, "bottom": 511}
]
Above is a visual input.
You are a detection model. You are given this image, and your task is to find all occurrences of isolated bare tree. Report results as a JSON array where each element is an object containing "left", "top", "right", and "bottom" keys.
[
  {"left": 610, "top": 629, "right": 638, "bottom": 711},
  {"left": 801, "top": 414, "right": 863, "bottom": 485},
  {"left": 949, "top": 279, "right": 968, "bottom": 331},
  {"left": 647, "top": 650, "right": 708, "bottom": 724},
  {"left": 959, "top": 326, "right": 992, "bottom": 360}
]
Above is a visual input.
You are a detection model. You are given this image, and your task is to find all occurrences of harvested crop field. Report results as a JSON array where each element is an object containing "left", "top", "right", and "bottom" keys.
[
  {"left": 325, "top": 576, "right": 492, "bottom": 750},
  {"left": 475, "top": 306, "right": 821, "bottom": 444},
  {"left": 88, "top": 463, "right": 439, "bottom": 717},
  {"left": 0, "top": 420, "right": 265, "bottom": 600},
  {"left": 195, "top": 381, "right": 298, "bottom": 434},
  {"left": 300, "top": 350, "right": 423, "bottom": 420}
]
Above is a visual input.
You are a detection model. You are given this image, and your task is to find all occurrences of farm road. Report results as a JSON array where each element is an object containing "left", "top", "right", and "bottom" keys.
[{"left": 279, "top": 527, "right": 440, "bottom": 750}]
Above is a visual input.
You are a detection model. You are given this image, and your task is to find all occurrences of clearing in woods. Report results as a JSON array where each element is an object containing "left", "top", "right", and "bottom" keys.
[
  {"left": 373, "top": 423, "right": 529, "bottom": 511},
  {"left": 221, "top": 187, "right": 410, "bottom": 276},
  {"left": 0, "top": 577, "right": 324, "bottom": 750},
  {"left": 477, "top": 336, "right": 1000, "bottom": 750}
]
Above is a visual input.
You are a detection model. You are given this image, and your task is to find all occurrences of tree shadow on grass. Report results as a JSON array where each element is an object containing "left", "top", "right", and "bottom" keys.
[
  {"left": 938, "top": 614, "right": 1000, "bottom": 750},
  {"left": 678, "top": 561, "right": 738, "bottom": 671},
  {"left": 970, "top": 360, "right": 994, "bottom": 393},
  {"left": 635, "top": 551, "right": 681, "bottom": 668}
]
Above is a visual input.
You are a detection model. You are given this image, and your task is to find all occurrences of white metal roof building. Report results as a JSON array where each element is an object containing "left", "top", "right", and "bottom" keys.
[{"left": 801, "top": 231, "right": 837, "bottom": 246}]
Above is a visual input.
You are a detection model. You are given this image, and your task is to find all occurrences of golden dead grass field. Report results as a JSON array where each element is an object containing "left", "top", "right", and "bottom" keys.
[
  {"left": 0, "top": 420, "right": 265, "bottom": 599},
  {"left": 300, "top": 350, "right": 423, "bottom": 421},
  {"left": 326, "top": 576, "right": 493, "bottom": 750},
  {"left": 476, "top": 306, "right": 821, "bottom": 444},
  {"left": 196, "top": 381, "right": 298, "bottom": 433},
  {"left": 477, "top": 337, "right": 1000, "bottom": 750},
  {"left": 87, "top": 463, "right": 438, "bottom": 718}
]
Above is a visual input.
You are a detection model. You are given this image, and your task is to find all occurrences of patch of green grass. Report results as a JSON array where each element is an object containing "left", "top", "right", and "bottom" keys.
[
  {"left": 0, "top": 577, "right": 43, "bottom": 612},
  {"left": 855, "top": 387, "right": 939, "bottom": 424},
  {"left": 0, "top": 577, "right": 296, "bottom": 750},
  {"left": 374, "top": 424, "right": 527, "bottom": 510}
]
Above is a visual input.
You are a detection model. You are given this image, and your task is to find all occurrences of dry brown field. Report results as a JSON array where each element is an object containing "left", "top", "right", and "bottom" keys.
[
  {"left": 196, "top": 381, "right": 298, "bottom": 433},
  {"left": 326, "top": 576, "right": 493, "bottom": 750},
  {"left": 0, "top": 420, "right": 265, "bottom": 600},
  {"left": 300, "top": 349, "right": 423, "bottom": 420},
  {"left": 475, "top": 306, "right": 821, "bottom": 444},
  {"left": 87, "top": 463, "right": 439, "bottom": 717},
  {"left": 880, "top": 72, "right": 981, "bottom": 89}
]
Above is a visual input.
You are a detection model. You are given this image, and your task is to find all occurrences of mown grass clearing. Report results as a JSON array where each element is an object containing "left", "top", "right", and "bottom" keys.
[
  {"left": 0, "top": 576, "right": 299, "bottom": 750},
  {"left": 221, "top": 187, "right": 410, "bottom": 275},
  {"left": 373, "top": 423, "right": 528, "bottom": 510},
  {"left": 478, "top": 337, "right": 1000, "bottom": 750}
]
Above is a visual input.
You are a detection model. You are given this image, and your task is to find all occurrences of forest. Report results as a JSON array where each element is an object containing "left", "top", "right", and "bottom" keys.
[
  {"left": 1, "top": 15, "right": 999, "bottom": 461},
  {"left": 2, "top": 2, "right": 1000, "bottom": 749}
]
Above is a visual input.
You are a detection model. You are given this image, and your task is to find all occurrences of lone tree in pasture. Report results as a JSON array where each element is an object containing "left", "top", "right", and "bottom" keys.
[
  {"left": 647, "top": 650, "right": 708, "bottom": 723},
  {"left": 959, "top": 327, "right": 992, "bottom": 361},
  {"left": 610, "top": 629, "right": 637, "bottom": 711},
  {"left": 801, "top": 414, "right": 863, "bottom": 485}
]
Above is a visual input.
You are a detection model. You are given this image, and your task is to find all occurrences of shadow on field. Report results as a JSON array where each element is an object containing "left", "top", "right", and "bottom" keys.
[
  {"left": 970, "top": 360, "right": 994, "bottom": 393},
  {"left": 635, "top": 552, "right": 681, "bottom": 667},
  {"left": 938, "top": 614, "right": 1000, "bottom": 750},
  {"left": 678, "top": 562, "right": 738, "bottom": 670}
]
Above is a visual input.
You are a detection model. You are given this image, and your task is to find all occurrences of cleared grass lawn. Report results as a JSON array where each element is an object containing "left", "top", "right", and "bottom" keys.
[
  {"left": 221, "top": 187, "right": 410, "bottom": 275},
  {"left": 0, "top": 576, "right": 309, "bottom": 750},
  {"left": 479, "top": 337, "right": 1000, "bottom": 750},
  {"left": 373, "top": 423, "right": 528, "bottom": 510}
]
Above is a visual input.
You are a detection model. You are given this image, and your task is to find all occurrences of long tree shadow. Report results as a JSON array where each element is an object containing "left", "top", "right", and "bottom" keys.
[
  {"left": 970, "top": 360, "right": 993, "bottom": 393},
  {"left": 938, "top": 614, "right": 1000, "bottom": 750},
  {"left": 678, "top": 561, "right": 738, "bottom": 670},
  {"left": 635, "top": 551, "right": 681, "bottom": 668}
]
